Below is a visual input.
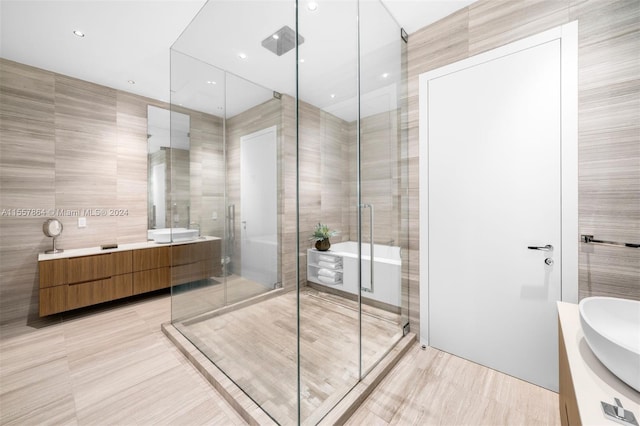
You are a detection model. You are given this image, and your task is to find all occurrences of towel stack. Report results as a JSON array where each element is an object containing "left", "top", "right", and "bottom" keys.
[
  {"left": 316, "top": 255, "right": 342, "bottom": 284},
  {"left": 317, "top": 254, "right": 341, "bottom": 267}
]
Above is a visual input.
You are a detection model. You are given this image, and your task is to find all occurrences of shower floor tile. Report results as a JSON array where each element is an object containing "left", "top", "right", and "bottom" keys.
[{"left": 175, "top": 287, "right": 403, "bottom": 425}]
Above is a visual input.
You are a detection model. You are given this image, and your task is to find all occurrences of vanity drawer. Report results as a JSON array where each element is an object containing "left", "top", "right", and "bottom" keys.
[
  {"left": 112, "top": 251, "right": 133, "bottom": 275},
  {"left": 171, "top": 243, "right": 196, "bottom": 266},
  {"left": 67, "top": 274, "right": 133, "bottom": 310},
  {"left": 67, "top": 254, "right": 113, "bottom": 284},
  {"left": 133, "top": 267, "right": 170, "bottom": 294},
  {"left": 39, "top": 258, "right": 67, "bottom": 288},
  {"left": 39, "top": 286, "right": 67, "bottom": 316},
  {"left": 133, "top": 246, "right": 170, "bottom": 271},
  {"left": 172, "top": 240, "right": 219, "bottom": 267}
]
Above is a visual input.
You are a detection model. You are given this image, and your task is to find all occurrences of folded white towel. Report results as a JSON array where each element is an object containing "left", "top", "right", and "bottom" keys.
[
  {"left": 318, "top": 268, "right": 339, "bottom": 278},
  {"left": 318, "top": 275, "right": 341, "bottom": 285},
  {"left": 318, "top": 260, "right": 342, "bottom": 269},
  {"left": 318, "top": 254, "right": 339, "bottom": 263}
]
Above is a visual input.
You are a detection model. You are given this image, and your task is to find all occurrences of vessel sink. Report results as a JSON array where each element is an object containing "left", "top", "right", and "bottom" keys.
[
  {"left": 579, "top": 297, "right": 640, "bottom": 392},
  {"left": 150, "top": 228, "right": 199, "bottom": 243}
]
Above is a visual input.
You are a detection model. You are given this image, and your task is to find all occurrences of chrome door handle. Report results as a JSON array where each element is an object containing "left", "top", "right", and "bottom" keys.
[
  {"left": 527, "top": 244, "right": 553, "bottom": 251},
  {"left": 360, "top": 203, "right": 374, "bottom": 293}
]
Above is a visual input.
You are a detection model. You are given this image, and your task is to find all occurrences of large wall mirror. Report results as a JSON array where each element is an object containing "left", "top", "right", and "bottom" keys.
[{"left": 147, "top": 105, "right": 191, "bottom": 234}]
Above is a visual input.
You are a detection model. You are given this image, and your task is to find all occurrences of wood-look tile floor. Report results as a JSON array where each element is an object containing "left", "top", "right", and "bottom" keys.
[
  {"left": 0, "top": 290, "right": 559, "bottom": 426},
  {"left": 347, "top": 343, "right": 561, "bottom": 426},
  {"left": 176, "top": 288, "right": 403, "bottom": 425},
  {"left": 0, "top": 292, "right": 245, "bottom": 426}
]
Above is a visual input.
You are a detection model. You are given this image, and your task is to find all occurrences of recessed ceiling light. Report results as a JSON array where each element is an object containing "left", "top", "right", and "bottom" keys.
[
  {"left": 127, "top": 80, "right": 135, "bottom": 84},
  {"left": 330, "top": 94, "right": 336, "bottom": 99},
  {"left": 73, "top": 30, "right": 85, "bottom": 38},
  {"left": 382, "top": 72, "right": 389, "bottom": 79},
  {"left": 207, "top": 80, "right": 217, "bottom": 85},
  {"left": 272, "top": 34, "right": 279, "bottom": 40},
  {"left": 307, "top": 1, "right": 318, "bottom": 11},
  {"left": 238, "top": 52, "right": 247, "bottom": 60},
  {"left": 299, "top": 59, "right": 305, "bottom": 63}
]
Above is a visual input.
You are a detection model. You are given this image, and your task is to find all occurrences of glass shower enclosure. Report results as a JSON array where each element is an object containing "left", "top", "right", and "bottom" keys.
[{"left": 167, "top": 1, "right": 408, "bottom": 424}]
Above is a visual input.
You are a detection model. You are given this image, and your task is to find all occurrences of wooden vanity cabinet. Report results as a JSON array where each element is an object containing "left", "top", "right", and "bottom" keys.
[
  {"left": 39, "top": 251, "right": 133, "bottom": 316},
  {"left": 39, "top": 239, "right": 221, "bottom": 316}
]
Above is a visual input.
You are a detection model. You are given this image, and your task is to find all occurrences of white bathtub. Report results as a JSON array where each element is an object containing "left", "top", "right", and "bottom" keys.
[
  {"left": 308, "top": 241, "right": 402, "bottom": 307},
  {"left": 241, "top": 235, "right": 278, "bottom": 287}
]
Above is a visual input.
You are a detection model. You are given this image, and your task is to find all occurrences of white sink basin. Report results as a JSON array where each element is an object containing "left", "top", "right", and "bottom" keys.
[
  {"left": 579, "top": 297, "right": 640, "bottom": 391},
  {"left": 148, "top": 228, "right": 199, "bottom": 243}
]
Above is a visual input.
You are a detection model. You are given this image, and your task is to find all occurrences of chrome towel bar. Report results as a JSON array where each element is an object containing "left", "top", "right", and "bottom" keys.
[{"left": 581, "top": 234, "right": 640, "bottom": 249}]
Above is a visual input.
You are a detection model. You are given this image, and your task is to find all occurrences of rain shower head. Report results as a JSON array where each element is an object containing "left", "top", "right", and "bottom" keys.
[{"left": 262, "top": 26, "right": 304, "bottom": 56}]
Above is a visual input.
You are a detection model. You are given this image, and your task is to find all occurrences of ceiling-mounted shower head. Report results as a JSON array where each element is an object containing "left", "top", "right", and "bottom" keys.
[{"left": 262, "top": 25, "right": 304, "bottom": 56}]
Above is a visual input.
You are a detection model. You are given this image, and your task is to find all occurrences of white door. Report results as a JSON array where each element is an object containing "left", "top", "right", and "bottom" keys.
[
  {"left": 240, "top": 126, "right": 278, "bottom": 287},
  {"left": 420, "top": 29, "right": 577, "bottom": 392}
]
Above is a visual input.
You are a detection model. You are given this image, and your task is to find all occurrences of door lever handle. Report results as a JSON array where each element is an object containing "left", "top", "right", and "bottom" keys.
[{"left": 528, "top": 244, "right": 553, "bottom": 251}]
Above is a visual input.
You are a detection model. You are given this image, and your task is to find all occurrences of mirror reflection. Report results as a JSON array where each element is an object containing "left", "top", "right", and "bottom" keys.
[{"left": 147, "top": 105, "right": 191, "bottom": 236}]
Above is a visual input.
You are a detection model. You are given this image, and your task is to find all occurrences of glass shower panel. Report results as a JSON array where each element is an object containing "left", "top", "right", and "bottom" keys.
[
  {"left": 167, "top": 0, "right": 408, "bottom": 423},
  {"left": 358, "top": 0, "right": 407, "bottom": 375},
  {"left": 224, "top": 73, "right": 281, "bottom": 304},
  {"left": 170, "top": 1, "right": 297, "bottom": 425},
  {"left": 169, "top": 50, "right": 227, "bottom": 322},
  {"left": 298, "top": 0, "right": 360, "bottom": 424}
]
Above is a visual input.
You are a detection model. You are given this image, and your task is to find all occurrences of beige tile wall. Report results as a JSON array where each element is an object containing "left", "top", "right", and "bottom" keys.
[
  {"left": 1, "top": 58, "right": 149, "bottom": 325},
  {"left": 0, "top": 58, "right": 223, "bottom": 327},
  {"left": 298, "top": 100, "right": 351, "bottom": 255},
  {"left": 406, "top": 0, "right": 640, "bottom": 337},
  {"left": 167, "top": 148, "right": 190, "bottom": 228},
  {"left": 349, "top": 110, "right": 402, "bottom": 246},
  {"left": 281, "top": 95, "right": 299, "bottom": 288},
  {"left": 188, "top": 110, "right": 224, "bottom": 239}
]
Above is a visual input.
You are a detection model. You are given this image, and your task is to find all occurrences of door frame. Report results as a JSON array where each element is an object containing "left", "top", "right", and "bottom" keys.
[{"left": 418, "top": 22, "right": 578, "bottom": 344}]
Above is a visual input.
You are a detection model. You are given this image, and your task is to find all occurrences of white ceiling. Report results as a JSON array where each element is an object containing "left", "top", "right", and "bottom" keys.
[{"left": 0, "top": 0, "right": 475, "bottom": 119}]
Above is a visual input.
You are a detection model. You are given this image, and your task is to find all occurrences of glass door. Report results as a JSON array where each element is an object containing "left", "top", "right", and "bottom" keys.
[
  {"left": 358, "top": 0, "right": 409, "bottom": 376},
  {"left": 297, "top": 0, "right": 360, "bottom": 423}
]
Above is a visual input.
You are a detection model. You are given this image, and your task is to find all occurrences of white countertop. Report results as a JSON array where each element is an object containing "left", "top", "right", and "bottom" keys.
[
  {"left": 38, "top": 236, "right": 221, "bottom": 261},
  {"left": 557, "top": 301, "right": 640, "bottom": 424}
]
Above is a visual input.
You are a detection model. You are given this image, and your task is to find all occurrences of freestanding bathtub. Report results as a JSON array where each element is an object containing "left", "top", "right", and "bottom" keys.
[{"left": 307, "top": 241, "right": 402, "bottom": 308}]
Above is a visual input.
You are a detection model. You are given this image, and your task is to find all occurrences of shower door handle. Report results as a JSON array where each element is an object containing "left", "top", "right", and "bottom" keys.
[
  {"left": 227, "top": 204, "right": 235, "bottom": 240},
  {"left": 360, "top": 203, "right": 374, "bottom": 293}
]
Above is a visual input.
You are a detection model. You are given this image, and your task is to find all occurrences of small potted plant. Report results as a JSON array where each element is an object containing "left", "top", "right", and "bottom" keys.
[{"left": 310, "top": 223, "right": 338, "bottom": 251}]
